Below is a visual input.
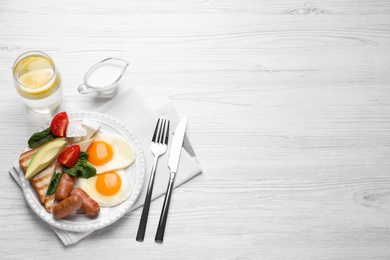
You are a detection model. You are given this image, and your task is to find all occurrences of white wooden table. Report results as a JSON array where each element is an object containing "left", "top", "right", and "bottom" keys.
[{"left": 1, "top": 0, "right": 390, "bottom": 259}]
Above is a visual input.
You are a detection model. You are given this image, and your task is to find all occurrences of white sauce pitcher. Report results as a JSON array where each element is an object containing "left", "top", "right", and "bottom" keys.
[{"left": 78, "top": 58, "right": 129, "bottom": 98}]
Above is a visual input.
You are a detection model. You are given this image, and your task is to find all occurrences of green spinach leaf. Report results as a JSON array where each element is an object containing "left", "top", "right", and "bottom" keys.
[
  {"left": 28, "top": 128, "right": 55, "bottom": 148},
  {"left": 46, "top": 172, "right": 62, "bottom": 196},
  {"left": 62, "top": 152, "right": 96, "bottom": 179}
]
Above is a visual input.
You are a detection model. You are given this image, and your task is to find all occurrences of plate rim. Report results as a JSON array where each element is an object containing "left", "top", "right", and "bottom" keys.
[{"left": 18, "top": 111, "right": 145, "bottom": 232}]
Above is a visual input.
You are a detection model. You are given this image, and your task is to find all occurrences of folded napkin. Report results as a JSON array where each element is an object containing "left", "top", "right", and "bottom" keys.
[{"left": 9, "top": 87, "right": 202, "bottom": 245}]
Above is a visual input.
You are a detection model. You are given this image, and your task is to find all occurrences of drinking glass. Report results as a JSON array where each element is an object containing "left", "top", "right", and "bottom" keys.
[{"left": 13, "top": 51, "right": 62, "bottom": 113}]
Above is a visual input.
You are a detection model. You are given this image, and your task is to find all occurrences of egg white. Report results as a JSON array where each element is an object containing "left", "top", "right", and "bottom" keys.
[
  {"left": 87, "top": 132, "right": 136, "bottom": 174},
  {"left": 76, "top": 169, "right": 133, "bottom": 207}
]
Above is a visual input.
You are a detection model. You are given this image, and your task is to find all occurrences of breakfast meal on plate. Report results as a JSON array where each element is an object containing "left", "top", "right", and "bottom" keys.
[{"left": 19, "top": 111, "right": 136, "bottom": 219}]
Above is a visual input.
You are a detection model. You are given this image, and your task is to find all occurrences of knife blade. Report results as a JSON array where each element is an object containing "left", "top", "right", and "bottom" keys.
[
  {"left": 155, "top": 117, "right": 187, "bottom": 243},
  {"left": 167, "top": 117, "right": 187, "bottom": 173}
]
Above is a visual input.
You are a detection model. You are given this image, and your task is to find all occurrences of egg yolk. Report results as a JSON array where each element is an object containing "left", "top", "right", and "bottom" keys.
[
  {"left": 96, "top": 171, "right": 122, "bottom": 196},
  {"left": 87, "top": 140, "right": 113, "bottom": 166}
]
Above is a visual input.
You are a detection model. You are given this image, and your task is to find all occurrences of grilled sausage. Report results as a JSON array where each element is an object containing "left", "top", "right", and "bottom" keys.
[
  {"left": 55, "top": 174, "right": 76, "bottom": 202},
  {"left": 71, "top": 187, "right": 100, "bottom": 216},
  {"left": 52, "top": 194, "right": 82, "bottom": 219}
]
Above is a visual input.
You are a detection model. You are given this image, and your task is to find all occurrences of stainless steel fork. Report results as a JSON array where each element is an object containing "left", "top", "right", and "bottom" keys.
[{"left": 136, "top": 118, "right": 170, "bottom": 242}]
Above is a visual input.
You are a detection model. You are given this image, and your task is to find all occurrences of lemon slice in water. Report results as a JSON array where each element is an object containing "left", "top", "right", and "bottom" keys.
[{"left": 19, "top": 69, "right": 54, "bottom": 89}]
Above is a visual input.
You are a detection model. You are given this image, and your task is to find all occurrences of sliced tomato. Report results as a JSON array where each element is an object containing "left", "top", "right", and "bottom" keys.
[
  {"left": 58, "top": 145, "right": 80, "bottom": 168},
  {"left": 50, "top": 111, "right": 69, "bottom": 137}
]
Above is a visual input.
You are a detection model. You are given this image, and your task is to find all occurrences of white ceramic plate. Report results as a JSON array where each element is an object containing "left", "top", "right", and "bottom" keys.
[{"left": 19, "top": 111, "right": 145, "bottom": 232}]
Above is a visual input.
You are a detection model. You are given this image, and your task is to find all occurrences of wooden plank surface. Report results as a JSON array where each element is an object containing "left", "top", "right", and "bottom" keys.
[{"left": 1, "top": 0, "right": 390, "bottom": 259}]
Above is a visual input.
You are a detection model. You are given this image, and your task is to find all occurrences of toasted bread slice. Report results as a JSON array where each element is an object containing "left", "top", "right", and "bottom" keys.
[
  {"left": 19, "top": 144, "right": 45, "bottom": 173},
  {"left": 44, "top": 163, "right": 62, "bottom": 212},
  {"left": 19, "top": 146, "right": 57, "bottom": 205},
  {"left": 30, "top": 160, "right": 57, "bottom": 204}
]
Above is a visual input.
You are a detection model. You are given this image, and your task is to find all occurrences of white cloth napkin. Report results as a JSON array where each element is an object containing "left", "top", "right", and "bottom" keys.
[{"left": 9, "top": 87, "right": 202, "bottom": 245}]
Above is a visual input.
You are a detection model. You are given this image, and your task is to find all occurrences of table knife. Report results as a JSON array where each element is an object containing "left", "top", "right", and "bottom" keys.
[{"left": 155, "top": 117, "right": 187, "bottom": 243}]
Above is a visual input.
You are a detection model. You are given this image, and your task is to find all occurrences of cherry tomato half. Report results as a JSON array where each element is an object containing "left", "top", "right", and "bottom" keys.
[
  {"left": 58, "top": 145, "right": 80, "bottom": 168},
  {"left": 50, "top": 111, "right": 69, "bottom": 137}
]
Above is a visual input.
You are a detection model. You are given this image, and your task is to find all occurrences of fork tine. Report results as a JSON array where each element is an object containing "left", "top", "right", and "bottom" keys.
[
  {"left": 152, "top": 118, "right": 160, "bottom": 142},
  {"left": 159, "top": 119, "right": 166, "bottom": 144},
  {"left": 164, "top": 121, "right": 170, "bottom": 145}
]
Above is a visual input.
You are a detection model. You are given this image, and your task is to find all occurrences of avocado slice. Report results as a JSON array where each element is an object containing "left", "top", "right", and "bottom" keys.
[{"left": 25, "top": 138, "right": 66, "bottom": 180}]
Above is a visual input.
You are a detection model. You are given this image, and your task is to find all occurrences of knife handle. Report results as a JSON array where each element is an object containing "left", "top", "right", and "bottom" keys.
[
  {"left": 155, "top": 172, "right": 175, "bottom": 243},
  {"left": 136, "top": 158, "right": 158, "bottom": 242}
]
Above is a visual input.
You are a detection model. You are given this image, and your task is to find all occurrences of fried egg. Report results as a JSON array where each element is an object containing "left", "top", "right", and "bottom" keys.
[
  {"left": 86, "top": 132, "right": 135, "bottom": 174},
  {"left": 77, "top": 169, "right": 132, "bottom": 207}
]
